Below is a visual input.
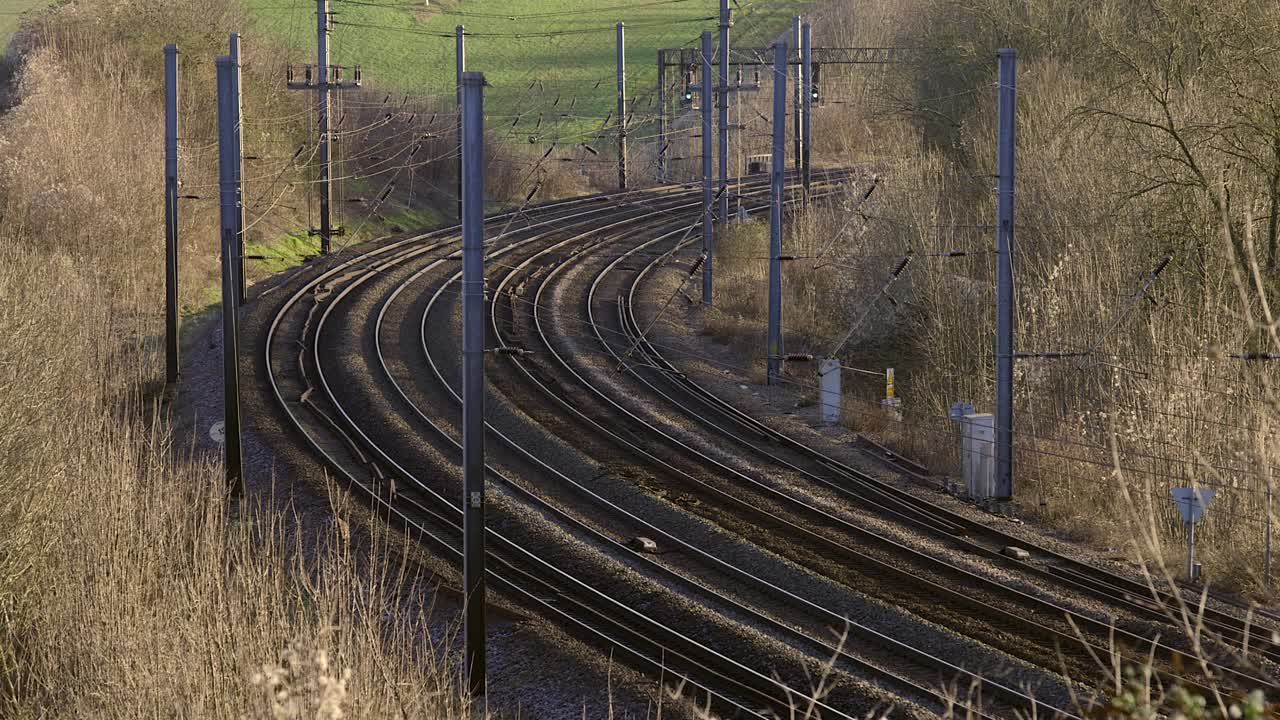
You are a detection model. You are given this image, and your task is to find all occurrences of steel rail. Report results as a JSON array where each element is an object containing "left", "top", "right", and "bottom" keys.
[
  {"left": 276, "top": 179, "right": 869, "bottom": 717},
  {"left": 595, "top": 229, "right": 1273, "bottom": 700},
  {"left": 265, "top": 185, "right": 805, "bottom": 716},
  {"left": 261, "top": 171, "right": 1271, "bottom": 718},
  {"left": 612, "top": 242, "right": 1280, "bottom": 676},
  {"left": 449, "top": 183, "right": 1077, "bottom": 717},
  {"left": 491, "top": 204, "right": 1265, "bottom": 701},
  {"left": 391, "top": 175, "right": 919, "bottom": 715},
  {"left": 507, "top": 194, "right": 1264, "bottom": 701}
]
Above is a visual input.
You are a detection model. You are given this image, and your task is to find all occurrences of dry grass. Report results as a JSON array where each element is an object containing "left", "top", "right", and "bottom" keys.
[
  {"left": 0, "top": 235, "right": 475, "bottom": 718},
  {"left": 693, "top": 0, "right": 1280, "bottom": 598},
  {"left": 0, "top": 1, "right": 480, "bottom": 717},
  {"left": 0, "top": 0, "right": 1274, "bottom": 716}
]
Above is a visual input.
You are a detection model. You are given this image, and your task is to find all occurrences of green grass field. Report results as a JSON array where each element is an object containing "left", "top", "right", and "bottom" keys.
[
  {"left": 0, "top": 0, "right": 51, "bottom": 49},
  {"left": 246, "top": 0, "right": 810, "bottom": 137}
]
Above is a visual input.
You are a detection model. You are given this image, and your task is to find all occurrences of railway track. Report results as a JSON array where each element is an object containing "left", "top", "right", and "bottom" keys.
[
  {"left": 485, "top": 187, "right": 1278, "bottom": 700},
  {"left": 602, "top": 242, "right": 1280, "bottom": 677},
  {"left": 259, "top": 174, "right": 1277, "bottom": 718},
  {"left": 587, "top": 233, "right": 1280, "bottom": 691}
]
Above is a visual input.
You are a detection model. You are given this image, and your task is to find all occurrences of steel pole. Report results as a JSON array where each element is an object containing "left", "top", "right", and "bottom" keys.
[
  {"left": 164, "top": 44, "right": 180, "bottom": 386},
  {"left": 792, "top": 16, "right": 802, "bottom": 175},
  {"left": 735, "top": 65, "right": 743, "bottom": 218},
  {"left": 616, "top": 22, "right": 627, "bottom": 190},
  {"left": 657, "top": 50, "right": 667, "bottom": 184},
  {"left": 317, "top": 0, "right": 333, "bottom": 254},
  {"left": 455, "top": 25, "right": 465, "bottom": 221},
  {"left": 1188, "top": 517, "right": 1196, "bottom": 581},
  {"left": 767, "top": 42, "right": 787, "bottom": 385},
  {"left": 994, "top": 48, "right": 1017, "bottom": 501},
  {"left": 717, "top": 0, "right": 731, "bottom": 225},
  {"left": 460, "top": 70, "right": 487, "bottom": 698},
  {"left": 701, "top": 32, "right": 714, "bottom": 305},
  {"left": 216, "top": 56, "right": 245, "bottom": 497},
  {"left": 801, "top": 22, "right": 812, "bottom": 202},
  {"left": 229, "top": 34, "right": 247, "bottom": 303}
]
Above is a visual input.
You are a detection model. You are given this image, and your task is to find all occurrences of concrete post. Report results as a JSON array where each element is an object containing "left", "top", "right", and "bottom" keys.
[
  {"left": 316, "top": 0, "right": 334, "bottom": 254},
  {"left": 460, "top": 70, "right": 487, "bottom": 698},
  {"left": 216, "top": 56, "right": 245, "bottom": 497},
  {"left": 455, "top": 25, "right": 465, "bottom": 221},
  {"left": 792, "top": 16, "right": 802, "bottom": 174},
  {"left": 164, "top": 44, "right": 180, "bottom": 385},
  {"left": 616, "top": 22, "right": 627, "bottom": 190},
  {"left": 801, "top": 21, "right": 812, "bottom": 201},
  {"left": 961, "top": 414, "right": 995, "bottom": 500},
  {"left": 701, "top": 32, "right": 714, "bottom": 305},
  {"left": 994, "top": 49, "right": 1017, "bottom": 501},
  {"left": 229, "top": 34, "right": 247, "bottom": 303},
  {"left": 767, "top": 42, "right": 787, "bottom": 385},
  {"left": 657, "top": 50, "right": 667, "bottom": 183},
  {"left": 819, "top": 358, "right": 841, "bottom": 424},
  {"left": 718, "top": 0, "right": 731, "bottom": 225}
]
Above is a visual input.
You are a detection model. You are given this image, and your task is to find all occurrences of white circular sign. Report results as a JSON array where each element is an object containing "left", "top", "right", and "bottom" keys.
[{"left": 210, "top": 421, "right": 226, "bottom": 445}]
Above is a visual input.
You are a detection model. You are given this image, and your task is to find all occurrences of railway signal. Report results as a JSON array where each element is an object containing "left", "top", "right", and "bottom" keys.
[{"left": 1172, "top": 487, "right": 1215, "bottom": 583}]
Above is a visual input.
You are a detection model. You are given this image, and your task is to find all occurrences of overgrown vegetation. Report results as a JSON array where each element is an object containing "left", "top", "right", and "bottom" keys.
[
  {"left": 0, "top": 1, "right": 474, "bottom": 717},
  {"left": 707, "top": 0, "right": 1280, "bottom": 598},
  {"left": 1, "top": 0, "right": 1275, "bottom": 716}
]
